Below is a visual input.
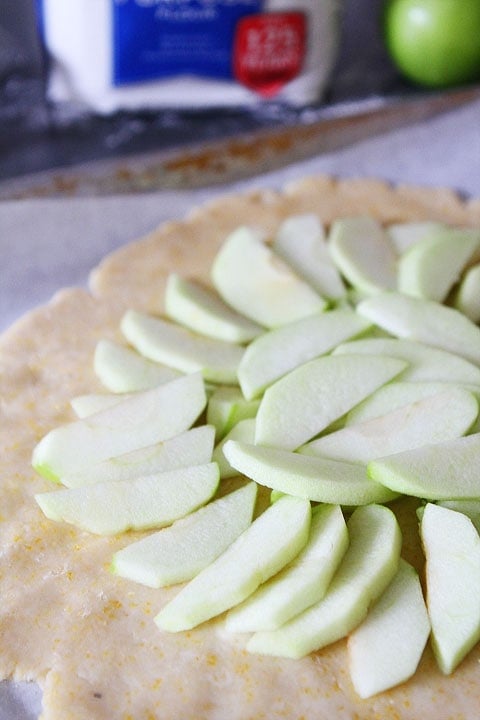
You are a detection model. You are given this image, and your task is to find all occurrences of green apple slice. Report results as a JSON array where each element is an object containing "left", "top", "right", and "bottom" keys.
[
  {"left": 334, "top": 337, "right": 480, "bottom": 386},
  {"left": 94, "top": 339, "right": 180, "bottom": 392},
  {"left": 347, "top": 559, "right": 430, "bottom": 698},
  {"left": 212, "top": 419, "right": 256, "bottom": 479},
  {"left": 437, "top": 499, "right": 480, "bottom": 533},
  {"left": 421, "top": 503, "right": 480, "bottom": 674},
  {"left": 121, "top": 309, "right": 244, "bottom": 385},
  {"left": 32, "top": 373, "right": 206, "bottom": 481},
  {"left": 70, "top": 392, "right": 133, "bottom": 418},
  {"left": 397, "top": 226, "right": 480, "bottom": 302},
  {"left": 386, "top": 221, "right": 445, "bottom": 254},
  {"left": 61, "top": 425, "right": 215, "bottom": 488},
  {"left": 246, "top": 504, "right": 401, "bottom": 659},
  {"left": 299, "top": 387, "right": 478, "bottom": 463},
  {"left": 328, "top": 217, "right": 397, "bottom": 295},
  {"left": 206, "top": 386, "right": 259, "bottom": 440},
  {"left": 223, "top": 440, "right": 398, "bottom": 505},
  {"left": 345, "top": 381, "right": 480, "bottom": 426},
  {"left": 164, "top": 273, "right": 263, "bottom": 343},
  {"left": 111, "top": 482, "right": 257, "bottom": 588},
  {"left": 155, "top": 495, "right": 311, "bottom": 632},
  {"left": 254, "top": 354, "right": 407, "bottom": 450},
  {"left": 273, "top": 214, "right": 346, "bottom": 299},
  {"left": 357, "top": 292, "right": 480, "bottom": 366},
  {"left": 210, "top": 226, "right": 327, "bottom": 328},
  {"left": 225, "top": 504, "right": 348, "bottom": 633},
  {"left": 237, "top": 309, "right": 371, "bottom": 401},
  {"left": 35, "top": 462, "right": 219, "bottom": 535},
  {"left": 368, "top": 434, "right": 480, "bottom": 499},
  {"left": 454, "top": 263, "right": 480, "bottom": 323}
]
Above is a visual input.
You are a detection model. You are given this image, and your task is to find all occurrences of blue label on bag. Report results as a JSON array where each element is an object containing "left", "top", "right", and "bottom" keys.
[{"left": 112, "top": 0, "right": 264, "bottom": 86}]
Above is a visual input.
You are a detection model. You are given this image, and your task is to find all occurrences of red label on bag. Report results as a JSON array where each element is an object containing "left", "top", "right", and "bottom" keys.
[{"left": 233, "top": 12, "right": 306, "bottom": 98}]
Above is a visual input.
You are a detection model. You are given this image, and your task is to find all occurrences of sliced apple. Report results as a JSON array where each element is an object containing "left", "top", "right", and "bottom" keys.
[
  {"left": 206, "top": 386, "right": 259, "bottom": 440},
  {"left": 368, "top": 434, "right": 480, "bottom": 500},
  {"left": 212, "top": 419, "right": 256, "bottom": 479},
  {"left": 210, "top": 226, "right": 327, "bottom": 328},
  {"left": 345, "top": 380, "right": 480, "bottom": 426},
  {"left": 111, "top": 482, "right": 257, "bottom": 587},
  {"left": 237, "top": 309, "right": 371, "bottom": 400},
  {"left": 347, "top": 559, "right": 430, "bottom": 698},
  {"left": 334, "top": 337, "right": 480, "bottom": 387},
  {"left": 121, "top": 309, "right": 244, "bottom": 385},
  {"left": 223, "top": 440, "right": 397, "bottom": 505},
  {"left": 61, "top": 425, "right": 215, "bottom": 488},
  {"left": 254, "top": 354, "right": 407, "bottom": 450},
  {"left": 386, "top": 221, "right": 445, "bottom": 254},
  {"left": 246, "top": 504, "right": 401, "bottom": 659},
  {"left": 397, "top": 226, "right": 480, "bottom": 302},
  {"left": 421, "top": 503, "right": 480, "bottom": 674},
  {"left": 273, "top": 214, "right": 346, "bottom": 299},
  {"left": 32, "top": 373, "right": 206, "bottom": 481},
  {"left": 35, "top": 462, "right": 219, "bottom": 535},
  {"left": 94, "top": 338, "right": 180, "bottom": 392},
  {"left": 70, "top": 392, "right": 132, "bottom": 418},
  {"left": 454, "top": 263, "right": 480, "bottom": 324},
  {"left": 299, "top": 388, "right": 478, "bottom": 463},
  {"left": 164, "top": 273, "right": 262, "bottom": 343},
  {"left": 437, "top": 499, "right": 480, "bottom": 533},
  {"left": 328, "top": 217, "right": 397, "bottom": 295},
  {"left": 155, "top": 495, "right": 311, "bottom": 632},
  {"left": 225, "top": 504, "right": 348, "bottom": 633},
  {"left": 357, "top": 292, "right": 480, "bottom": 366}
]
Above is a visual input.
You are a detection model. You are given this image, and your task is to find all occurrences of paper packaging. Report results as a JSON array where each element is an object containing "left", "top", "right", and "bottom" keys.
[{"left": 36, "top": 0, "right": 343, "bottom": 113}]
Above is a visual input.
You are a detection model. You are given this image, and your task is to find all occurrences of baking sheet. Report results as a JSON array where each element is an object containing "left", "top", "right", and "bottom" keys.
[{"left": 1, "top": 95, "right": 480, "bottom": 719}]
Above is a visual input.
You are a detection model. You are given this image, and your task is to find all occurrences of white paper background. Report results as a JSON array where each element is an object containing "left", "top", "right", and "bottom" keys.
[{"left": 0, "top": 97, "right": 479, "bottom": 718}]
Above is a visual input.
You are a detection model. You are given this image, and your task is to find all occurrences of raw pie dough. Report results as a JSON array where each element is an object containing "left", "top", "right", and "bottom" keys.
[{"left": 2, "top": 176, "right": 480, "bottom": 720}]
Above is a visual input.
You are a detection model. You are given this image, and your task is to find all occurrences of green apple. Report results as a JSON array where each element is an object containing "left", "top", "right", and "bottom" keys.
[
  {"left": 210, "top": 226, "right": 327, "bottom": 328},
  {"left": 383, "top": 0, "right": 480, "bottom": 88},
  {"left": 154, "top": 495, "right": 311, "bottom": 632},
  {"left": 421, "top": 503, "right": 480, "bottom": 674},
  {"left": 61, "top": 425, "right": 215, "bottom": 488},
  {"left": 437, "top": 499, "right": 480, "bottom": 534},
  {"left": 70, "top": 392, "right": 133, "bottom": 418},
  {"left": 335, "top": 337, "right": 480, "bottom": 386},
  {"left": 225, "top": 504, "right": 348, "bottom": 632},
  {"left": 347, "top": 559, "right": 430, "bottom": 698},
  {"left": 237, "top": 309, "right": 371, "bottom": 401},
  {"left": 35, "top": 462, "right": 219, "bottom": 535},
  {"left": 397, "top": 226, "right": 480, "bottom": 302},
  {"left": 254, "top": 354, "right": 407, "bottom": 450},
  {"left": 32, "top": 373, "right": 206, "bottom": 481},
  {"left": 454, "top": 263, "right": 480, "bottom": 324},
  {"left": 299, "top": 387, "right": 477, "bottom": 463},
  {"left": 368, "top": 434, "right": 480, "bottom": 499},
  {"left": 246, "top": 504, "right": 401, "bottom": 659},
  {"left": 206, "top": 386, "right": 259, "bottom": 440},
  {"left": 121, "top": 309, "right": 245, "bottom": 385},
  {"left": 223, "top": 440, "right": 398, "bottom": 505},
  {"left": 357, "top": 292, "right": 480, "bottom": 366},
  {"left": 94, "top": 338, "right": 180, "bottom": 393},
  {"left": 212, "top": 418, "right": 256, "bottom": 479},
  {"left": 164, "top": 273, "right": 262, "bottom": 343},
  {"left": 345, "top": 381, "right": 478, "bottom": 426},
  {"left": 386, "top": 221, "right": 445, "bottom": 254},
  {"left": 328, "top": 217, "right": 397, "bottom": 295},
  {"left": 273, "top": 214, "right": 346, "bottom": 299},
  {"left": 111, "top": 482, "right": 257, "bottom": 587}
]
